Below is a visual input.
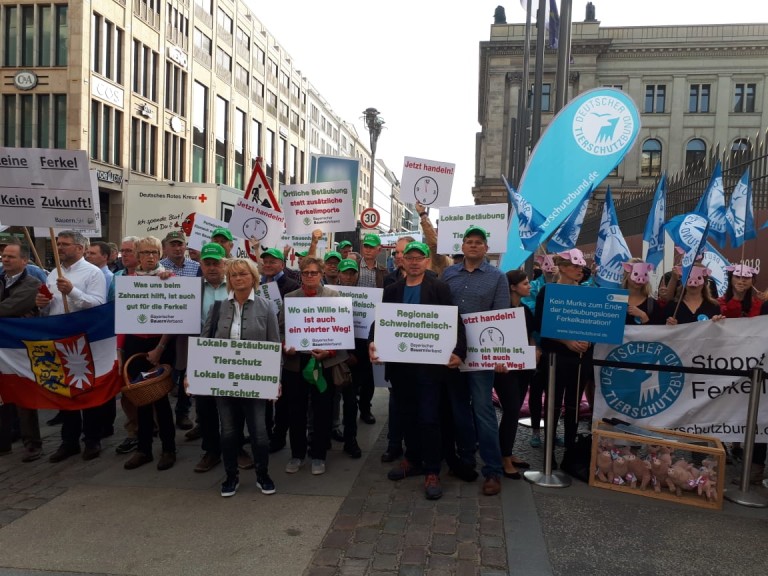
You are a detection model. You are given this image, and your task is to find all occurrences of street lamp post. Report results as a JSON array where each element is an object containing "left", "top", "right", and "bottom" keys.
[{"left": 363, "top": 107, "right": 384, "bottom": 210}]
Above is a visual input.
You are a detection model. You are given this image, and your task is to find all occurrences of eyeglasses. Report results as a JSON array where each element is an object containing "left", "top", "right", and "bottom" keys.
[
  {"left": 138, "top": 250, "right": 160, "bottom": 257},
  {"left": 56, "top": 242, "right": 75, "bottom": 248},
  {"left": 404, "top": 255, "right": 427, "bottom": 262},
  {"left": 301, "top": 270, "right": 321, "bottom": 277}
]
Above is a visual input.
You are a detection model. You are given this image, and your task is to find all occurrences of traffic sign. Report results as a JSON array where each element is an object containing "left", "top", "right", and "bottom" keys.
[{"left": 360, "top": 207, "right": 380, "bottom": 229}]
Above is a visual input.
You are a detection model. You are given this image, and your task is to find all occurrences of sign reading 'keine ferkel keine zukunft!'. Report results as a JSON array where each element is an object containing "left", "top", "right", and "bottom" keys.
[
  {"left": 284, "top": 297, "right": 355, "bottom": 351},
  {"left": 0, "top": 147, "right": 97, "bottom": 229},
  {"left": 501, "top": 88, "right": 641, "bottom": 270},
  {"left": 114, "top": 276, "right": 202, "bottom": 334},
  {"left": 373, "top": 303, "right": 458, "bottom": 365},
  {"left": 282, "top": 180, "right": 354, "bottom": 234},
  {"left": 186, "top": 338, "right": 282, "bottom": 400}
]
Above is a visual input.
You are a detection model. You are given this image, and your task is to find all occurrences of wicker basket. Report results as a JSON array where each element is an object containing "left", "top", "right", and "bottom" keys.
[{"left": 121, "top": 353, "right": 174, "bottom": 407}]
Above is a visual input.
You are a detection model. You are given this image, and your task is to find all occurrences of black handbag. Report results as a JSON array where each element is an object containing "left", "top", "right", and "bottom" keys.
[{"left": 331, "top": 361, "right": 353, "bottom": 387}]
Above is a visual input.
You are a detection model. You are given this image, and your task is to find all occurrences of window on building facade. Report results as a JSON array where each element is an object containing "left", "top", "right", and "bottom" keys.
[
  {"left": 641, "top": 138, "right": 662, "bottom": 177},
  {"left": 731, "top": 138, "right": 752, "bottom": 162},
  {"left": 290, "top": 144, "right": 297, "bottom": 184},
  {"left": 194, "top": 0, "right": 212, "bottom": 15},
  {"left": 165, "top": 61, "right": 187, "bottom": 115},
  {"left": 166, "top": 4, "right": 189, "bottom": 46},
  {"left": 689, "top": 84, "right": 710, "bottom": 113},
  {"left": 132, "top": 40, "right": 159, "bottom": 102},
  {"left": 277, "top": 137, "right": 287, "bottom": 185},
  {"left": 310, "top": 104, "right": 319, "bottom": 122},
  {"left": 685, "top": 138, "right": 706, "bottom": 172},
  {"left": 235, "top": 64, "right": 248, "bottom": 88},
  {"left": 279, "top": 100, "right": 289, "bottom": 121},
  {"left": 3, "top": 93, "right": 65, "bottom": 148},
  {"left": 192, "top": 81, "right": 207, "bottom": 182},
  {"left": 92, "top": 14, "right": 124, "bottom": 83},
  {"left": 251, "top": 119, "right": 262, "bottom": 168},
  {"left": 4, "top": 5, "right": 66, "bottom": 67},
  {"left": 217, "top": 8, "right": 232, "bottom": 35},
  {"left": 279, "top": 71, "right": 290, "bottom": 90},
  {"left": 194, "top": 28, "right": 211, "bottom": 55},
  {"left": 215, "top": 46, "right": 231, "bottom": 71},
  {"left": 215, "top": 95, "right": 228, "bottom": 184},
  {"left": 255, "top": 45, "right": 265, "bottom": 65},
  {"left": 268, "top": 58, "right": 278, "bottom": 78},
  {"left": 265, "top": 128, "right": 274, "bottom": 184},
  {"left": 733, "top": 83, "right": 756, "bottom": 113},
  {"left": 644, "top": 85, "right": 666, "bottom": 113},
  {"left": 131, "top": 117, "right": 157, "bottom": 175},
  {"left": 236, "top": 26, "right": 249, "bottom": 50},
  {"left": 164, "top": 131, "right": 186, "bottom": 182},
  {"left": 234, "top": 108, "right": 245, "bottom": 190},
  {"left": 253, "top": 78, "right": 264, "bottom": 99},
  {"left": 89, "top": 99, "right": 123, "bottom": 165}
]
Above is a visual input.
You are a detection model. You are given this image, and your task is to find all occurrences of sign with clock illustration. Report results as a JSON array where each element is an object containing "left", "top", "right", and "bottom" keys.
[
  {"left": 460, "top": 307, "right": 536, "bottom": 371},
  {"left": 400, "top": 156, "right": 456, "bottom": 208},
  {"left": 228, "top": 199, "right": 285, "bottom": 249}
]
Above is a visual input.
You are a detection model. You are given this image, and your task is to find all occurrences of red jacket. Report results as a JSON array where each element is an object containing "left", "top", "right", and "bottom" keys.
[{"left": 718, "top": 296, "right": 761, "bottom": 318}]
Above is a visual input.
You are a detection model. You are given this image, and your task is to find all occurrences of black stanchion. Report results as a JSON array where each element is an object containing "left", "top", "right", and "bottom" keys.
[
  {"left": 524, "top": 354, "right": 571, "bottom": 488},
  {"left": 724, "top": 366, "right": 768, "bottom": 508}
]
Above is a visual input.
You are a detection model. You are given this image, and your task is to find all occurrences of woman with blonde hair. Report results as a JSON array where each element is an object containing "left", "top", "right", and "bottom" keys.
[{"left": 621, "top": 258, "right": 661, "bottom": 325}]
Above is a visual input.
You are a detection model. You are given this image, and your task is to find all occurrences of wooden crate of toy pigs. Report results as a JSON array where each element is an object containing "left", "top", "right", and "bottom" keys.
[{"left": 588, "top": 421, "right": 726, "bottom": 510}]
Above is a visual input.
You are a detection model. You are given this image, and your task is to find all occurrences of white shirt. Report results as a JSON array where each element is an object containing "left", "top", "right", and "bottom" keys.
[
  {"left": 227, "top": 289, "right": 256, "bottom": 340},
  {"left": 42, "top": 257, "right": 107, "bottom": 316}
]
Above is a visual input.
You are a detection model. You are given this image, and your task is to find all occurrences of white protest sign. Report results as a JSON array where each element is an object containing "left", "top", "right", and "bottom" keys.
[
  {"left": 228, "top": 198, "right": 285, "bottom": 247},
  {"left": 282, "top": 180, "right": 355, "bottom": 234},
  {"left": 400, "top": 156, "right": 456, "bottom": 208},
  {"left": 34, "top": 170, "right": 103, "bottom": 238},
  {"left": 257, "top": 281, "right": 283, "bottom": 315},
  {"left": 459, "top": 308, "right": 536, "bottom": 371},
  {"left": 114, "top": 276, "right": 201, "bottom": 334},
  {"left": 0, "top": 147, "right": 97, "bottom": 229},
  {"left": 186, "top": 337, "right": 282, "bottom": 399},
  {"left": 437, "top": 204, "right": 508, "bottom": 255},
  {"left": 284, "top": 296, "right": 354, "bottom": 350},
  {"left": 334, "top": 286, "right": 383, "bottom": 339},
  {"left": 279, "top": 233, "right": 327, "bottom": 269},
  {"left": 373, "top": 303, "right": 457, "bottom": 365},
  {"left": 379, "top": 230, "right": 423, "bottom": 247},
  {"left": 124, "top": 182, "right": 218, "bottom": 238},
  {"left": 186, "top": 213, "right": 228, "bottom": 251}
]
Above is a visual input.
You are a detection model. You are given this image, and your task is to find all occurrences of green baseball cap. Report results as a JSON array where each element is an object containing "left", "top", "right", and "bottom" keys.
[
  {"left": 338, "top": 258, "right": 359, "bottom": 272},
  {"left": 296, "top": 250, "right": 308, "bottom": 258},
  {"left": 362, "top": 234, "right": 381, "bottom": 247},
  {"left": 211, "top": 227, "right": 234, "bottom": 241},
  {"left": 261, "top": 247, "right": 285, "bottom": 261},
  {"left": 404, "top": 241, "right": 430, "bottom": 257},
  {"left": 200, "top": 242, "right": 225, "bottom": 261},
  {"left": 324, "top": 251, "right": 342, "bottom": 262},
  {"left": 463, "top": 225, "right": 488, "bottom": 241},
  {"left": 337, "top": 240, "right": 353, "bottom": 250}
]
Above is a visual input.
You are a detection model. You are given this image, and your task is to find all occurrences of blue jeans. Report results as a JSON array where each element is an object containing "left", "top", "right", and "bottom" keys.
[
  {"left": 216, "top": 397, "right": 269, "bottom": 477},
  {"left": 466, "top": 370, "right": 503, "bottom": 478}
]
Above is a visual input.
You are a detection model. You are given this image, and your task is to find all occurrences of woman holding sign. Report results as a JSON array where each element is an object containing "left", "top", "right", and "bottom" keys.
[
  {"left": 534, "top": 249, "right": 593, "bottom": 458},
  {"left": 200, "top": 258, "right": 281, "bottom": 497},
  {"left": 281, "top": 257, "right": 350, "bottom": 477}
]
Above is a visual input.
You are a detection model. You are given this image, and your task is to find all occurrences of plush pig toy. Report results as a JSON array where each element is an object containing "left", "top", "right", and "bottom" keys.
[
  {"left": 596, "top": 450, "right": 613, "bottom": 482},
  {"left": 650, "top": 457, "right": 670, "bottom": 493},
  {"left": 626, "top": 454, "right": 652, "bottom": 490},
  {"left": 622, "top": 261, "right": 654, "bottom": 285},
  {"left": 611, "top": 455, "right": 628, "bottom": 485}
]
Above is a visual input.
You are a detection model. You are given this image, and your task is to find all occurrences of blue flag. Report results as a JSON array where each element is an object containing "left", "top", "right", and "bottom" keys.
[
  {"left": 548, "top": 0, "right": 560, "bottom": 49},
  {"left": 547, "top": 186, "right": 593, "bottom": 252},
  {"left": 594, "top": 187, "right": 632, "bottom": 288},
  {"left": 504, "top": 175, "right": 546, "bottom": 252},
  {"left": 700, "top": 242, "right": 730, "bottom": 297},
  {"left": 694, "top": 161, "right": 727, "bottom": 247},
  {"left": 725, "top": 167, "right": 756, "bottom": 248},
  {"left": 642, "top": 173, "right": 666, "bottom": 268},
  {"left": 664, "top": 213, "right": 710, "bottom": 287}
]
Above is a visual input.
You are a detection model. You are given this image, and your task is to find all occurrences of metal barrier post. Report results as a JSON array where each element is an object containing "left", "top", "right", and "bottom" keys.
[
  {"left": 724, "top": 366, "right": 767, "bottom": 508},
  {"left": 524, "top": 354, "right": 571, "bottom": 487}
]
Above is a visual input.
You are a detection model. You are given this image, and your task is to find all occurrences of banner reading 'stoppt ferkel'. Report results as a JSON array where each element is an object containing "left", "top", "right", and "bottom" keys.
[
  {"left": 373, "top": 303, "right": 458, "bottom": 365},
  {"left": 0, "top": 147, "right": 98, "bottom": 229},
  {"left": 594, "top": 316, "right": 768, "bottom": 441},
  {"left": 501, "top": 88, "right": 641, "bottom": 270},
  {"left": 282, "top": 180, "right": 354, "bottom": 234},
  {"left": 186, "top": 338, "right": 282, "bottom": 400}
]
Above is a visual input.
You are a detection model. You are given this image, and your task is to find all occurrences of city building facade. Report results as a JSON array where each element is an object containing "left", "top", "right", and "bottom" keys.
[{"left": 474, "top": 9, "right": 768, "bottom": 205}]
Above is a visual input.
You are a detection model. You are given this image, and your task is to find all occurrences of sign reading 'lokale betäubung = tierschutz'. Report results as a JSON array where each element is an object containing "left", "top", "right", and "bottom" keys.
[
  {"left": 186, "top": 338, "right": 282, "bottom": 400},
  {"left": 374, "top": 303, "right": 458, "bottom": 365}
]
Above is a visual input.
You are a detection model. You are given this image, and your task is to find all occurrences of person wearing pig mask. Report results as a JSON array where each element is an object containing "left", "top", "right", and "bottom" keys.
[
  {"left": 621, "top": 258, "right": 662, "bottom": 325},
  {"left": 719, "top": 265, "right": 761, "bottom": 318},
  {"left": 664, "top": 264, "right": 725, "bottom": 325}
]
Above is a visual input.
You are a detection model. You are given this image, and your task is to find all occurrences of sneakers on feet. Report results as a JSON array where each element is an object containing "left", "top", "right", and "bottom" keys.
[
  {"left": 482, "top": 475, "right": 502, "bottom": 496},
  {"left": 285, "top": 458, "right": 303, "bottom": 473},
  {"left": 194, "top": 452, "right": 221, "bottom": 473},
  {"left": 221, "top": 474, "right": 239, "bottom": 497},
  {"left": 424, "top": 474, "right": 443, "bottom": 500},
  {"left": 343, "top": 440, "right": 362, "bottom": 459},
  {"left": 529, "top": 435, "right": 542, "bottom": 448},
  {"left": 115, "top": 437, "right": 139, "bottom": 454},
  {"left": 256, "top": 473, "right": 276, "bottom": 495},
  {"left": 554, "top": 436, "right": 566, "bottom": 447},
  {"left": 388, "top": 459, "right": 423, "bottom": 481},
  {"left": 311, "top": 459, "right": 326, "bottom": 475}
]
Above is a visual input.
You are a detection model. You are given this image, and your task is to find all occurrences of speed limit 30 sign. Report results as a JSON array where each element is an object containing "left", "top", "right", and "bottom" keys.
[{"left": 360, "top": 207, "right": 380, "bottom": 229}]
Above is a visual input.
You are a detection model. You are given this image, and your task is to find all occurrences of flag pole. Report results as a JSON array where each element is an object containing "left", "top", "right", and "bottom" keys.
[
  {"left": 22, "top": 227, "right": 44, "bottom": 270},
  {"left": 49, "top": 227, "right": 69, "bottom": 314}
]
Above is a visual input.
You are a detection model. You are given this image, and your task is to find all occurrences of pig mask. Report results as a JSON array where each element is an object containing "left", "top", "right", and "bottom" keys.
[
  {"left": 725, "top": 264, "right": 758, "bottom": 278},
  {"left": 557, "top": 249, "right": 587, "bottom": 267},
  {"left": 622, "top": 262, "right": 655, "bottom": 285},
  {"left": 535, "top": 254, "right": 557, "bottom": 273},
  {"left": 673, "top": 265, "right": 711, "bottom": 287}
]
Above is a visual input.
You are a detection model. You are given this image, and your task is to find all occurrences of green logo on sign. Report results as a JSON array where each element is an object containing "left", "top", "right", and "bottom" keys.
[
  {"left": 398, "top": 342, "right": 408, "bottom": 352},
  {"left": 303, "top": 217, "right": 312, "bottom": 226},
  {"left": 453, "top": 243, "right": 460, "bottom": 252},
  {"left": 137, "top": 314, "right": 148, "bottom": 324},
  {"left": 301, "top": 338, "right": 310, "bottom": 348}
]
